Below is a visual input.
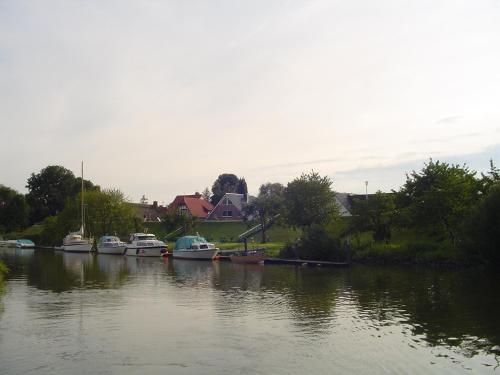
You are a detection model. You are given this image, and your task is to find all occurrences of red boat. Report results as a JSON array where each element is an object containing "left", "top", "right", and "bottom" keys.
[{"left": 230, "top": 249, "right": 266, "bottom": 264}]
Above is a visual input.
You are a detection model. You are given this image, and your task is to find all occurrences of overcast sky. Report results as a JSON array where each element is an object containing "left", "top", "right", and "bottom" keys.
[{"left": 1, "top": 0, "right": 499, "bottom": 204}]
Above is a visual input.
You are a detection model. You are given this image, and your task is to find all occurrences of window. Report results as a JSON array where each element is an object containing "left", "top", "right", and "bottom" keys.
[{"left": 222, "top": 210, "right": 232, "bottom": 217}]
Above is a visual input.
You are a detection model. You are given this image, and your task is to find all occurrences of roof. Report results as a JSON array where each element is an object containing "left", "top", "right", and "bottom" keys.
[
  {"left": 209, "top": 193, "right": 247, "bottom": 214},
  {"left": 335, "top": 193, "right": 352, "bottom": 217},
  {"left": 168, "top": 194, "right": 214, "bottom": 219}
]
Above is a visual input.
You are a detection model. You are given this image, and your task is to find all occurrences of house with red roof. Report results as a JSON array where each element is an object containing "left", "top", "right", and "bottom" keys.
[{"left": 167, "top": 193, "right": 214, "bottom": 219}]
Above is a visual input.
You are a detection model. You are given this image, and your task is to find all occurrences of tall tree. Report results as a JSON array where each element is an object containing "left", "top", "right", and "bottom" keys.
[
  {"left": 0, "top": 185, "right": 29, "bottom": 233},
  {"left": 284, "top": 171, "right": 338, "bottom": 229},
  {"left": 201, "top": 187, "right": 211, "bottom": 202},
  {"left": 245, "top": 182, "right": 285, "bottom": 242},
  {"left": 40, "top": 188, "right": 135, "bottom": 245},
  {"left": 26, "top": 165, "right": 97, "bottom": 224},
  {"left": 236, "top": 178, "right": 248, "bottom": 196},
  {"left": 351, "top": 191, "right": 395, "bottom": 242},
  {"left": 462, "top": 184, "right": 500, "bottom": 265},
  {"left": 395, "top": 159, "right": 481, "bottom": 246},
  {"left": 480, "top": 159, "right": 500, "bottom": 194},
  {"left": 210, "top": 173, "right": 240, "bottom": 205}
]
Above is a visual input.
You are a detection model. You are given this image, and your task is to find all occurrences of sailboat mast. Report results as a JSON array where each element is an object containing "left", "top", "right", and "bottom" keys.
[{"left": 81, "top": 161, "right": 84, "bottom": 236}]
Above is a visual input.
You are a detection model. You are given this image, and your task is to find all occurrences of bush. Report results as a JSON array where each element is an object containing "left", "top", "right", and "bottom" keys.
[{"left": 295, "top": 224, "right": 345, "bottom": 261}]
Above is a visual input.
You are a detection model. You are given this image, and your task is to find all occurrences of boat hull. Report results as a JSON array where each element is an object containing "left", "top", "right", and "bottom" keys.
[
  {"left": 230, "top": 253, "right": 265, "bottom": 264},
  {"left": 97, "top": 245, "right": 127, "bottom": 255},
  {"left": 173, "top": 249, "right": 218, "bottom": 260},
  {"left": 62, "top": 243, "right": 93, "bottom": 252},
  {"left": 125, "top": 246, "right": 166, "bottom": 257}
]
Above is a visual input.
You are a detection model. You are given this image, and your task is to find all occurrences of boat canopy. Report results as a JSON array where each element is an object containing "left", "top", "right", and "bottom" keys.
[
  {"left": 17, "top": 239, "right": 35, "bottom": 245},
  {"left": 174, "top": 236, "right": 208, "bottom": 250}
]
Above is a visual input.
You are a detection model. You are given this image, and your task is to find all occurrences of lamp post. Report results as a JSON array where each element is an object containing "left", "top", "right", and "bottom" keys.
[{"left": 365, "top": 181, "right": 368, "bottom": 199}]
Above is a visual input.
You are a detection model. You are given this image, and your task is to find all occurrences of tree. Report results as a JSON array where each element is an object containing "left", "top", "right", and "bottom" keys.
[
  {"left": 26, "top": 165, "right": 97, "bottom": 224},
  {"left": 0, "top": 185, "right": 29, "bottom": 233},
  {"left": 38, "top": 188, "right": 135, "bottom": 245},
  {"left": 236, "top": 178, "right": 248, "bottom": 196},
  {"left": 201, "top": 187, "right": 211, "bottom": 202},
  {"left": 284, "top": 171, "right": 338, "bottom": 229},
  {"left": 462, "top": 184, "right": 500, "bottom": 265},
  {"left": 480, "top": 159, "right": 500, "bottom": 194},
  {"left": 162, "top": 211, "right": 195, "bottom": 238},
  {"left": 351, "top": 191, "right": 395, "bottom": 242},
  {"left": 245, "top": 182, "right": 285, "bottom": 242},
  {"left": 210, "top": 173, "right": 240, "bottom": 205},
  {"left": 83, "top": 189, "right": 136, "bottom": 238},
  {"left": 395, "top": 159, "right": 481, "bottom": 246}
]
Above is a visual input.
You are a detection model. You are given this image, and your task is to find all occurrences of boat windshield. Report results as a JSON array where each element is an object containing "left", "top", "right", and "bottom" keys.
[{"left": 137, "top": 235, "right": 156, "bottom": 241}]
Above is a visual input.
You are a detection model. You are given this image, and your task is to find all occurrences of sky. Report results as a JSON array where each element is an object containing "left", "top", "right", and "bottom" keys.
[{"left": 0, "top": 0, "right": 499, "bottom": 205}]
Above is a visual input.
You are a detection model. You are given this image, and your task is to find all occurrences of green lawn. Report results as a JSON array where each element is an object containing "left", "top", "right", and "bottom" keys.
[{"left": 145, "top": 220, "right": 298, "bottom": 258}]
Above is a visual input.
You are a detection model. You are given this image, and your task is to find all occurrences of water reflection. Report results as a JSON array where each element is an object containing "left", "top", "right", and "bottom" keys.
[
  {"left": 1, "top": 250, "right": 499, "bottom": 373},
  {"left": 348, "top": 266, "right": 500, "bottom": 359},
  {"left": 25, "top": 251, "right": 129, "bottom": 292}
]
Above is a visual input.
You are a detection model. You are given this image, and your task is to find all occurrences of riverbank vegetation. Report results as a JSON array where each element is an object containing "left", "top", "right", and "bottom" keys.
[{"left": 1, "top": 159, "right": 498, "bottom": 266}]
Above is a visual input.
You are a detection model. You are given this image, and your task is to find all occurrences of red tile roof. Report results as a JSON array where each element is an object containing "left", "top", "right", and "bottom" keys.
[{"left": 168, "top": 195, "right": 214, "bottom": 219}]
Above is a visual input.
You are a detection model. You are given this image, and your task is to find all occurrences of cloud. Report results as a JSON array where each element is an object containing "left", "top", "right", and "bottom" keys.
[
  {"left": 333, "top": 144, "right": 500, "bottom": 194},
  {"left": 413, "top": 132, "right": 480, "bottom": 145},
  {"left": 434, "top": 115, "right": 463, "bottom": 125}
]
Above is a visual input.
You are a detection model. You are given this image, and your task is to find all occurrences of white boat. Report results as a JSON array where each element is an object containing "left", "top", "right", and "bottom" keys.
[
  {"left": 97, "top": 236, "right": 127, "bottom": 255},
  {"left": 62, "top": 230, "right": 93, "bottom": 252},
  {"left": 15, "top": 239, "right": 35, "bottom": 249},
  {"left": 173, "top": 236, "right": 219, "bottom": 260},
  {"left": 62, "top": 161, "right": 93, "bottom": 253},
  {"left": 124, "top": 233, "right": 168, "bottom": 257}
]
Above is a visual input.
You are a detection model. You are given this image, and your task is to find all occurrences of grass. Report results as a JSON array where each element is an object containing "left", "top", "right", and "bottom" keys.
[
  {"left": 143, "top": 221, "right": 295, "bottom": 258},
  {"left": 144, "top": 220, "right": 299, "bottom": 252},
  {"left": 351, "top": 228, "right": 460, "bottom": 264}
]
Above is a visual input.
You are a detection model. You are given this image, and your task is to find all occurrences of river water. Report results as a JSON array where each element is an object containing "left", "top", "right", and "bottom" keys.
[{"left": 0, "top": 248, "right": 499, "bottom": 374}]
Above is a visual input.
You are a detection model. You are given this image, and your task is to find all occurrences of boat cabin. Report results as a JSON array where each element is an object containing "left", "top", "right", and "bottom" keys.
[{"left": 174, "top": 236, "right": 214, "bottom": 250}]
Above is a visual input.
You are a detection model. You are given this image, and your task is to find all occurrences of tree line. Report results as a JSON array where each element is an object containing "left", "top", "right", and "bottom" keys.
[{"left": 1, "top": 160, "right": 499, "bottom": 266}]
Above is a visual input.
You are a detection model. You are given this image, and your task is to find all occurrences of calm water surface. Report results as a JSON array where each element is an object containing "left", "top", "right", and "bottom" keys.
[{"left": 1, "top": 249, "right": 499, "bottom": 374}]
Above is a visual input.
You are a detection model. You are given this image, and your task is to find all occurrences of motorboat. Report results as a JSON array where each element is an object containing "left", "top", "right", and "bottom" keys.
[
  {"left": 173, "top": 236, "right": 219, "bottom": 260},
  {"left": 97, "top": 236, "right": 127, "bottom": 255},
  {"left": 62, "top": 162, "right": 93, "bottom": 253},
  {"left": 124, "top": 233, "right": 168, "bottom": 257},
  {"left": 230, "top": 248, "right": 266, "bottom": 264},
  {"left": 15, "top": 239, "right": 35, "bottom": 249}
]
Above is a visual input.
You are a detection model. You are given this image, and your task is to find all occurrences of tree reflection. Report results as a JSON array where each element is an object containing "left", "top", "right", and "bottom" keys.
[
  {"left": 348, "top": 265, "right": 500, "bottom": 356},
  {"left": 26, "top": 251, "right": 129, "bottom": 292}
]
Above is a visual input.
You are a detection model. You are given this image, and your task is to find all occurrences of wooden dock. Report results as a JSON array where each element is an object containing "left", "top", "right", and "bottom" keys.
[
  {"left": 263, "top": 258, "right": 350, "bottom": 267},
  {"left": 216, "top": 250, "right": 350, "bottom": 267}
]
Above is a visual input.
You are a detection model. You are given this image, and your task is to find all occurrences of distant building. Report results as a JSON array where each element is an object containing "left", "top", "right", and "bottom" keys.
[
  {"left": 334, "top": 193, "right": 352, "bottom": 217},
  {"left": 131, "top": 201, "right": 167, "bottom": 222},
  {"left": 167, "top": 193, "right": 214, "bottom": 219},
  {"left": 206, "top": 193, "right": 250, "bottom": 221}
]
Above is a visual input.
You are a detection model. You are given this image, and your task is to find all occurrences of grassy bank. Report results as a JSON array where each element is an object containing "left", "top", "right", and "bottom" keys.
[
  {"left": 350, "top": 229, "right": 462, "bottom": 265},
  {"left": 146, "top": 221, "right": 298, "bottom": 258}
]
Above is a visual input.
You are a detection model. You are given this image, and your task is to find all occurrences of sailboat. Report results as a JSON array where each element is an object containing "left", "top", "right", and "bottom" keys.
[{"left": 62, "top": 162, "right": 93, "bottom": 252}]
